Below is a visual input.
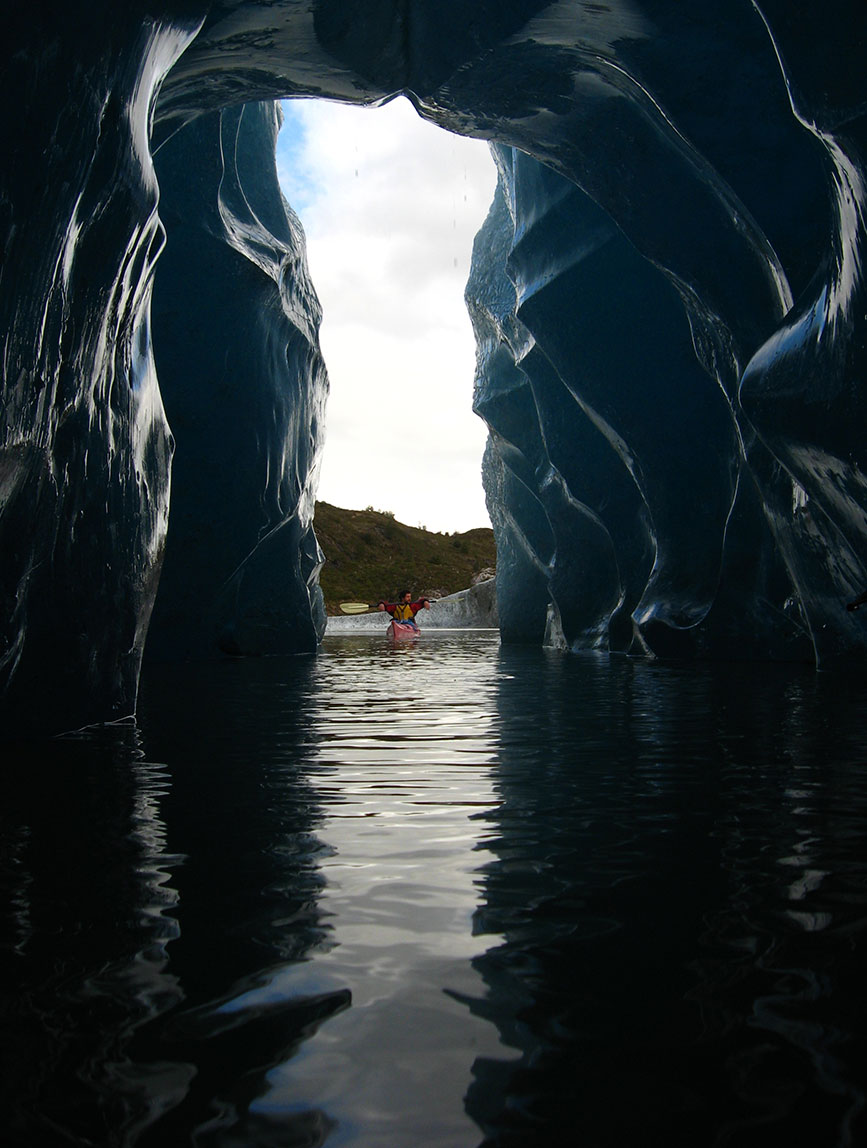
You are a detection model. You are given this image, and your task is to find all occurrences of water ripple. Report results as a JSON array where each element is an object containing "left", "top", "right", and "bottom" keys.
[{"left": 1, "top": 636, "right": 866, "bottom": 1145}]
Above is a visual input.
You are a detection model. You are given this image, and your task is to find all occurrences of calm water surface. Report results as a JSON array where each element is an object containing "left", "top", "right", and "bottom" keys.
[{"left": 2, "top": 631, "right": 866, "bottom": 1146}]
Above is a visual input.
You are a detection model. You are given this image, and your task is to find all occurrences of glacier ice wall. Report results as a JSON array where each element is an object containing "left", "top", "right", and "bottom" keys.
[
  {"left": 1, "top": 2, "right": 866, "bottom": 733},
  {"left": 468, "top": 149, "right": 813, "bottom": 660},
  {"left": 464, "top": 7, "right": 867, "bottom": 664},
  {"left": 148, "top": 101, "right": 327, "bottom": 661},
  {"left": 0, "top": 10, "right": 200, "bottom": 733}
]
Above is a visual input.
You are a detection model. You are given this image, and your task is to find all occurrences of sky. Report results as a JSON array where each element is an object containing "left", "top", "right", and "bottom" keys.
[{"left": 275, "top": 97, "right": 498, "bottom": 534}]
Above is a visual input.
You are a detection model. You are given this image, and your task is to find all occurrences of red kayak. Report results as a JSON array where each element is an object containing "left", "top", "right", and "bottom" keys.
[{"left": 388, "top": 620, "right": 419, "bottom": 641}]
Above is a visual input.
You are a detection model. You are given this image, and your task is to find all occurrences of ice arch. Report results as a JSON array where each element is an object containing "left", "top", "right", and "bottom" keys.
[{"left": 1, "top": 2, "right": 866, "bottom": 734}]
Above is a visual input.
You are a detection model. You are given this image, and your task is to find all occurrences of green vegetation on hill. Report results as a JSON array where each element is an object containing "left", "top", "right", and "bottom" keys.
[{"left": 313, "top": 501, "right": 496, "bottom": 615}]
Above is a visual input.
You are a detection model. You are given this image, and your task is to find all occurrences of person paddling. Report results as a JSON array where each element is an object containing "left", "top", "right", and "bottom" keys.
[{"left": 377, "top": 591, "right": 430, "bottom": 630}]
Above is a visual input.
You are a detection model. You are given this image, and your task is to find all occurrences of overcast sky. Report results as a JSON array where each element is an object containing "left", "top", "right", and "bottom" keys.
[{"left": 275, "top": 97, "right": 498, "bottom": 534}]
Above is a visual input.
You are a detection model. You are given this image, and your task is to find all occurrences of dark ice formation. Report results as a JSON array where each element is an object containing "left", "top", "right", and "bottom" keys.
[
  {"left": 0, "top": 9, "right": 197, "bottom": 734},
  {"left": 468, "top": 150, "right": 811, "bottom": 660},
  {"left": 466, "top": 8, "right": 867, "bottom": 664},
  {"left": 1, "top": 2, "right": 866, "bottom": 733},
  {"left": 148, "top": 101, "right": 327, "bottom": 661}
]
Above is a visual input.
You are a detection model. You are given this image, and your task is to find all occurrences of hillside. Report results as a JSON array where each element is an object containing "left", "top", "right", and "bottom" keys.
[{"left": 313, "top": 502, "right": 496, "bottom": 615}]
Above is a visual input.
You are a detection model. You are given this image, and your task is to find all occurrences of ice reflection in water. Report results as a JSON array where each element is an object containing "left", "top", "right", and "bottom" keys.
[
  {"left": 0, "top": 727, "right": 188, "bottom": 1144},
  {"left": 1, "top": 631, "right": 866, "bottom": 1147},
  {"left": 468, "top": 645, "right": 867, "bottom": 1147}
]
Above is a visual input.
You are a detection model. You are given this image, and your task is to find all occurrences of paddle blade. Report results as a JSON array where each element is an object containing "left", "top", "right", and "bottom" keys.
[{"left": 339, "top": 602, "right": 374, "bottom": 614}]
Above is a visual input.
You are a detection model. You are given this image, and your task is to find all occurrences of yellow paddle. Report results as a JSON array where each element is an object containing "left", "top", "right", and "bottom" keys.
[{"left": 339, "top": 602, "right": 377, "bottom": 614}]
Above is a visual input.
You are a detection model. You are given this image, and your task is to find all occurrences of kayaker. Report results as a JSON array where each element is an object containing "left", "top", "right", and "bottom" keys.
[{"left": 377, "top": 591, "right": 431, "bottom": 629}]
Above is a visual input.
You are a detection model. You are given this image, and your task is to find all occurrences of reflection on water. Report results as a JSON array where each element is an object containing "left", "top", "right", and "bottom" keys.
[
  {"left": 467, "top": 648, "right": 867, "bottom": 1147},
  {"left": 0, "top": 726, "right": 185, "bottom": 1144},
  {"left": 1, "top": 633, "right": 866, "bottom": 1146}
]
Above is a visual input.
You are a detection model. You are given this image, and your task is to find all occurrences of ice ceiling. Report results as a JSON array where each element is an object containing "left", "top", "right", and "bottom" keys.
[{"left": 1, "top": 2, "right": 866, "bottom": 733}]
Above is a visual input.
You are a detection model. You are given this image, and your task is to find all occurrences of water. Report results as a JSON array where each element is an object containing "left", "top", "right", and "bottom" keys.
[{"left": 2, "top": 631, "right": 867, "bottom": 1146}]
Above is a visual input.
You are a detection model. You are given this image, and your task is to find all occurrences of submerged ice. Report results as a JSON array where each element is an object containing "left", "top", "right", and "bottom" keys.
[{"left": 1, "top": 2, "right": 866, "bottom": 732}]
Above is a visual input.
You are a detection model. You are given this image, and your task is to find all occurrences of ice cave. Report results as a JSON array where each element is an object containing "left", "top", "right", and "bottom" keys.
[{"left": 2, "top": 1, "right": 866, "bottom": 734}]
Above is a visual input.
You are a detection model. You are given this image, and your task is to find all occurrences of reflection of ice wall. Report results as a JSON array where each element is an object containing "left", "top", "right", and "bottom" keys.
[
  {"left": 149, "top": 102, "right": 327, "bottom": 660},
  {"left": 2, "top": 2, "right": 867, "bottom": 734}
]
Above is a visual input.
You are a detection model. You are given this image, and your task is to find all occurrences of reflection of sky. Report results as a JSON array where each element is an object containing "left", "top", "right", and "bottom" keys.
[
  {"left": 275, "top": 98, "right": 498, "bottom": 535},
  {"left": 258, "top": 632, "right": 516, "bottom": 1145}
]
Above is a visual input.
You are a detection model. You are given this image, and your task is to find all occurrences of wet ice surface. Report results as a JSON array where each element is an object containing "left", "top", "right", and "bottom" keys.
[{"left": 2, "top": 631, "right": 866, "bottom": 1146}]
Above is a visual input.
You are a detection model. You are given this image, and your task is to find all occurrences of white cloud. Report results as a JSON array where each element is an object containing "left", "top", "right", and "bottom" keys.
[{"left": 276, "top": 96, "right": 498, "bottom": 533}]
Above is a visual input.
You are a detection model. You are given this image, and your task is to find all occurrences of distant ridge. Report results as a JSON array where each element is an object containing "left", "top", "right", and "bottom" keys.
[{"left": 313, "top": 501, "right": 496, "bottom": 615}]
